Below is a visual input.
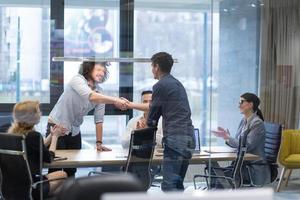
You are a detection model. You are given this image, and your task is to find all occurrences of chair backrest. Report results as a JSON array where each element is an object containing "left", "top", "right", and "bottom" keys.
[
  {"left": 264, "top": 122, "right": 282, "bottom": 163},
  {"left": 231, "top": 131, "right": 248, "bottom": 188},
  {"left": 0, "top": 115, "right": 12, "bottom": 132},
  {"left": 125, "top": 127, "right": 157, "bottom": 191},
  {"left": 278, "top": 129, "right": 300, "bottom": 164},
  {"left": 57, "top": 174, "right": 144, "bottom": 200},
  {"left": 0, "top": 133, "right": 33, "bottom": 200}
]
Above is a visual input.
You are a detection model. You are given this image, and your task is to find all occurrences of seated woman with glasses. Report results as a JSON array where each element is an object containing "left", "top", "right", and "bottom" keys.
[
  {"left": 211, "top": 93, "right": 271, "bottom": 187},
  {"left": 7, "top": 100, "right": 67, "bottom": 199}
]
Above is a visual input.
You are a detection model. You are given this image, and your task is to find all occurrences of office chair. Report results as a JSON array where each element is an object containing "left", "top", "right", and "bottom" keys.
[
  {"left": 0, "top": 115, "right": 12, "bottom": 132},
  {"left": 125, "top": 126, "right": 157, "bottom": 190},
  {"left": 244, "top": 122, "right": 282, "bottom": 187},
  {"left": 276, "top": 129, "right": 300, "bottom": 192},
  {"left": 56, "top": 174, "right": 144, "bottom": 200},
  {"left": 89, "top": 127, "right": 157, "bottom": 191},
  {"left": 193, "top": 131, "right": 249, "bottom": 189},
  {"left": 0, "top": 133, "right": 63, "bottom": 200}
]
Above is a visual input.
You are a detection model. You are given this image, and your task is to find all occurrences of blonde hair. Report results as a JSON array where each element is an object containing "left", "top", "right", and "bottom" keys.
[{"left": 8, "top": 100, "right": 41, "bottom": 136}]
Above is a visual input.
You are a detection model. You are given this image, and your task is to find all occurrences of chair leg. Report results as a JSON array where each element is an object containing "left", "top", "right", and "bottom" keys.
[
  {"left": 276, "top": 167, "right": 287, "bottom": 192},
  {"left": 284, "top": 169, "right": 292, "bottom": 187}
]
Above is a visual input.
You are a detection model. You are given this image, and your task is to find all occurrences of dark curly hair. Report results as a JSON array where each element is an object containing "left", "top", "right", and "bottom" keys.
[{"left": 78, "top": 61, "right": 110, "bottom": 83}]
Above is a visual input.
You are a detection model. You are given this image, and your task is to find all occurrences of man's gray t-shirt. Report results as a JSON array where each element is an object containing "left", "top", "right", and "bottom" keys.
[{"left": 49, "top": 74, "right": 105, "bottom": 136}]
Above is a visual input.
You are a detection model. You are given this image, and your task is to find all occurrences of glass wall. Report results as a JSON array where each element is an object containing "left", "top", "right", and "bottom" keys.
[
  {"left": 133, "top": 0, "right": 260, "bottom": 146},
  {"left": 0, "top": 0, "right": 260, "bottom": 148},
  {"left": 0, "top": 0, "right": 274, "bottom": 147},
  {"left": 0, "top": 4, "right": 50, "bottom": 103},
  {"left": 212, "top": 0, "right": 260, "bottom": 145},
  {"left": 134, "top": 0, "right": 213, "bottom": 145},
  {"left": 1, "top": 0, "right": 300, "bottom": 192}
]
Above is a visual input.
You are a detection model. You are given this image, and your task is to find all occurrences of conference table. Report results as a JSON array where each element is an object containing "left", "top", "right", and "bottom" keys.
[{"left": 45, "top": 145, "right": 259, "bottom": 168}]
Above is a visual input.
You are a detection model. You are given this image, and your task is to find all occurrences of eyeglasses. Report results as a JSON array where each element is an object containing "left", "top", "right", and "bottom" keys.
[{"left": 239, "top": 99, "right": 247, "bottom": 105}]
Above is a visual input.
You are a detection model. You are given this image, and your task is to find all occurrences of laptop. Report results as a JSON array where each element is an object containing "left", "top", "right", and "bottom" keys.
[
  {"left": 193, "top": 128, "right": 201, "bottom": 153},
  {"left": 156, "top": 128, "right": 201, "bottom": 154}
]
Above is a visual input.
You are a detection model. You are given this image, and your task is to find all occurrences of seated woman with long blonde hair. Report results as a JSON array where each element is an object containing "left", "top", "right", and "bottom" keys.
[{"left": 7, "top": 100, "right": 67, "bottom": 199}]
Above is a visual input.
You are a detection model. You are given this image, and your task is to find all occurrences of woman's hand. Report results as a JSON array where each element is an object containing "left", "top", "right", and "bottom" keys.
[
  {"left": 96, "top": 143, "right": 112, "bottom": 151},
  {"left": 212, "top": 127, "right": 230, "bottom": 140},
  {"left": 50, "top": 125, "right": 67, "bottom": 137}
]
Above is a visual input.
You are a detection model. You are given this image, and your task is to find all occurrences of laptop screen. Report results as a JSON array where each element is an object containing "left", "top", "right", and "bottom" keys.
[{"left": 194, "top": 128, "right": 201, "bottom": 151}]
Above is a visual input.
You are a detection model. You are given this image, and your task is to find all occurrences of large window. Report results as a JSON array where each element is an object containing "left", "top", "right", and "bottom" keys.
[
  {"left": 0, "top": 5, "right": 50, "bottom": 103},
  {"left": 0, "top": 0, "right": 260, "bottom": 148},
  {"left": 133, "top": 0, "right": 260, "bottom": 146},
  {"left": 134, "top": 1, "right": 213, "bottom": 145}
]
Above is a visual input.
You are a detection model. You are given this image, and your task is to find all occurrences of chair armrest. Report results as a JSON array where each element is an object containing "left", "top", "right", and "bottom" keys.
[
  {"left": 88, "top": 165, "right": 124, "bottom": 176},
  {"left": 246, "top": 163, "right": 267, "bottom": 166},
  {"left": 194, "top": 174, "right": 234, "bottom": 182},
  {"left": 32, "top": 177, "right": 66, "bottom": 189},
  {"left": 205, "top": 166, "right": 234, "bottom": 170},
  {"left": 245, "top": 161, "right": 275, "bottom": 166},
  {"left": 210, "top": 166, "right": 233, "bottom": 171},
  {"left": 88, "top": 171, "right": 126, "bottom": 176},
  {"left": 88, "top": 171, "right": 122, "bottom": 176},
  {"left": 193, "top": 174, "right": 235, "bottom": 190},
  {"left": 204, "top": 166, "right": 233, "bottom": 175}
]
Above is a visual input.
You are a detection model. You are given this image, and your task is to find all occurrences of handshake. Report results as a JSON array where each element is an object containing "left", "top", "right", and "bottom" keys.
[{"left": 113, "top": 97, "right": 133, "bottom": 111}]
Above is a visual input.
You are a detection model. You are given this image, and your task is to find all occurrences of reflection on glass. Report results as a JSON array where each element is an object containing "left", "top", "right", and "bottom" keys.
[
  {"left": 64, "top": 7, "right": 119, "bottom": 95},
  {"left": 64, "top": 9, "right": 115, "bottom": 57}
]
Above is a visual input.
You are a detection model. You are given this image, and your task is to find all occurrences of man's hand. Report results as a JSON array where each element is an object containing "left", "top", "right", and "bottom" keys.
[
  {"left": 114, "top": 98, "right": 127, "bottom": 110},
  {"left": 120, "top": 97, "right": 132, "bottom": 109},
  {"left": 136, "top": 117, "right": 147, "bottom": 129}
]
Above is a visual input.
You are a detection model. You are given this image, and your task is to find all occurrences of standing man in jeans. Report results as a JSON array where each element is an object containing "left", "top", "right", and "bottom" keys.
[{"left": 125, "top": 52, "right": 195, "bottom": 191}]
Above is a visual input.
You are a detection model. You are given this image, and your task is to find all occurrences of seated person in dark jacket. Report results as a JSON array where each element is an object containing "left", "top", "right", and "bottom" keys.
[{"left": 7, "top": 100, "right": 67, "bottom": 198}]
